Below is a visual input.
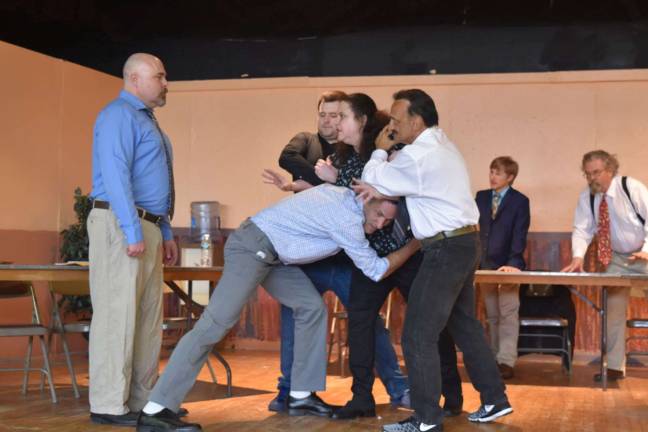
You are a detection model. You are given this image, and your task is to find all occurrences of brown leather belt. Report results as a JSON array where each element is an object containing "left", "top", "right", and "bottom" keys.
[
  {"left": 421, "top": 225, "right": 478, "bottom": 247},
  {"left": 92, "top": 200, "right": 163, "bottom": 225}
]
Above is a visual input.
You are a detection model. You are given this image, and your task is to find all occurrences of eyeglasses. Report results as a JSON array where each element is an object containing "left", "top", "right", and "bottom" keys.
[{"left": 582, "top": 169, "right": 606, "bottom": 180}]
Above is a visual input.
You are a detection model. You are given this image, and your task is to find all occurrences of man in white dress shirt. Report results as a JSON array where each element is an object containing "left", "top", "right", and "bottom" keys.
[
  {"left": 562, "top": 150, "right": 648, "bottom": 381},
  {"left": 354, "top": 89, "right": 512, "bottom": 431}
]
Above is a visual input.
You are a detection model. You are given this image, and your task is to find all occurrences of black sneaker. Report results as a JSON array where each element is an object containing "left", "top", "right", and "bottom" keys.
[
  {"left": 467, "top": 401, "right": 513, "bottom": 423},
  {"left": 383, "top": 416, "right": 443, "bottom": 432}
]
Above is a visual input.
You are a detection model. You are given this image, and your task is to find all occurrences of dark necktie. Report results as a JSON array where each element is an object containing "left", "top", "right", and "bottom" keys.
[
  {"left": 147, "top": 109, "right": 175, "bottom": 220},
  {"left": 597, "top": 195, "right": 612, "bottom": 268},
  {"left": 391, "top": 197, "right": 411, "bottom": 246}
]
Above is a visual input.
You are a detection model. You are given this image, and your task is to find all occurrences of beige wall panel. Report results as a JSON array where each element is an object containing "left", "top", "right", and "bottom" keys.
[
  {"left": 0, "top": 41, "right": 120, "bottom": 233},
  {"left": 167, "top": 71, "right": 648, "bottom": 231}
]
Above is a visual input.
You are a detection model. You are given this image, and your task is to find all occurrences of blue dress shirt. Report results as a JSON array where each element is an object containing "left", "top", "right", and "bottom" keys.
[
  {"left": 251, "top": 185, "right": 389, "bottom": 282},
  {"left": 90, "top": 90, "right": 173, "bottom": 244}
]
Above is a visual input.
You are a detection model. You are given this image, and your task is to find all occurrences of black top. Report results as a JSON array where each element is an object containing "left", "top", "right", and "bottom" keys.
[
  {"left": 332, "top": 151, "right": 412, "bottom": 257},
  {"left": 278, "top": 132, "right": 335, "bottom": 186}
]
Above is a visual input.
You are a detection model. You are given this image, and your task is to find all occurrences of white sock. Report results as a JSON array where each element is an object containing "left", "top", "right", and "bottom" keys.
[
  {"left": 289, "top": 390, "right": 311, "bottom": 399},
  {"left": 142, "top": 401, "right": 166, "bottom": 415},
  {"left": 419, "top": 423, "right": 437, "bottom": 431}
]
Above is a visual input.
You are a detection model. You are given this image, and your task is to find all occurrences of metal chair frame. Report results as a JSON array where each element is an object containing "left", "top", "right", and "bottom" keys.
[
  {"left": 518, "top": 316, "right": 572, "bottom": 375},
  {"left": 0, "top": 282, "right": 57, "bottom": 403},
  {"left": 626, "top": 318, "right": 648, "bottom": 359}
]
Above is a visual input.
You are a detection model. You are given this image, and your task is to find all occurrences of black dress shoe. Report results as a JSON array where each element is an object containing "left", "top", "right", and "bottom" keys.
[
  {"left": 268, "top": 393, "right": 288, "bottom": 412},
  {"left": 136, "top": 408, "right": 202, "bottom": 431},
  {"left": 443, "top": 404, "right": 463, "bottom": 417},
  {"left": 331, "top": 403, "right": 376, "bottom": 420},
  {"left": 288, "top": 393, "right": 334, "bottom": 417},
  {"left": 594, "top": 368, "right": 624, "bottom": 382},
  {"left": 90, "top": 411, "right": 139, "bottom": 426}
]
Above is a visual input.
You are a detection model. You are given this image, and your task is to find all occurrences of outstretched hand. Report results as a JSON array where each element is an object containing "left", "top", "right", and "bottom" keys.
[{"left": 262, "top": 169, "right": 293, "bottom": 192}]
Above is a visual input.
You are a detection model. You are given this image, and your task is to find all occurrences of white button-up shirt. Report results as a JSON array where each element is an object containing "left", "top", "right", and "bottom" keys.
[
  {"left": 571, "top": 175, "right": 648, "bottom": 258},
  {"left": 362, "top": 127, "right": 479, "bottom": 239}
]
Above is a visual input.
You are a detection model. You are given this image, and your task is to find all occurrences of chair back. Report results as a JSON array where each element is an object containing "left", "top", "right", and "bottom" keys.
[
  {"left": 0, "top": 281, "right": 31, "bottom": 299},
  {"left": 49, "top": 280, "right": 90, "bottom": 296}
]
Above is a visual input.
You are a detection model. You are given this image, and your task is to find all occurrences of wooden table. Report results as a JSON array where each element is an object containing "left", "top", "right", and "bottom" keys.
[
  {"left": 475, "top": 270, "right": 648, "bottom": 390},
  {"left": 0, "top": 264, "right": 230, "bottom": 394},
  {"left": 0, "top": 264, "right": 223, "bottom": 311}
]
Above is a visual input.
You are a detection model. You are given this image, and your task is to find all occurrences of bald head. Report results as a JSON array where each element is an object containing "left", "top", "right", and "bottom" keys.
[{"left": 122, "top": 53, "right": 168, "bottom": 109}]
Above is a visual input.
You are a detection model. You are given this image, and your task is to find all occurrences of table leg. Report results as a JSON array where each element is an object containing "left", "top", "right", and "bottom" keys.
[{"left": 600, "top": 286, "right": 608, "bottom": 390}]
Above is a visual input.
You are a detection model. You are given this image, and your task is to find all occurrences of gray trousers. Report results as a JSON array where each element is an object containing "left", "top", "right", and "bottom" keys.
[
  {"left": 150, "top": 220, "right": 328, "bottom": 411},
  {"left": 604, "top": 251, "right": 648, "bottom": 371}
]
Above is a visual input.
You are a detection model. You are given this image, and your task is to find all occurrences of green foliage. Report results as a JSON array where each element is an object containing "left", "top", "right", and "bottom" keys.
[
  {"left": 59, "top": 187, "right": 92, "bottom": 313},
  {"left": 59, "top": 187, "right": 91, "bottom": 261}
]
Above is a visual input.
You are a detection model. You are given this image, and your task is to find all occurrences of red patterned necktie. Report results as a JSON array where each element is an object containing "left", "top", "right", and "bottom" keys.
[{"left": 597, "top": 196, "right": 612, "bottom": 267}]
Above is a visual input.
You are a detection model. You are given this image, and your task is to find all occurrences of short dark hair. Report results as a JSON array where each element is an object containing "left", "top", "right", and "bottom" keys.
[
  {"left": 317, "top": 90, "right": 347, "bottom": 110},
  {"left": 581, "top": 150, "right": 619, "bottom": 175},
  {"left": 393, "top": 89, "right": 439, "bottom": 127},
  {"left": 490, "top": 156, "right": 519, "bottom": 184}
]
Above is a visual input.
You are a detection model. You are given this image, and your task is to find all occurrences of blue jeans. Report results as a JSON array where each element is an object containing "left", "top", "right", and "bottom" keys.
[{"left": 277, "top": 254, "right": 408, "bottom": 399}]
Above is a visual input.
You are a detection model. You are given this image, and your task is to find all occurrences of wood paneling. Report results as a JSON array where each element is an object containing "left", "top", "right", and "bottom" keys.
[{"left": 219, "top": 232, "right": 648, "bottom": 354}]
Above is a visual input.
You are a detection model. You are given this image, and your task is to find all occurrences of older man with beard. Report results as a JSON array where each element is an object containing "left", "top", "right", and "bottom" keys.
[{"left": 562, "top": 150, "right": 648, "bottom": 381}]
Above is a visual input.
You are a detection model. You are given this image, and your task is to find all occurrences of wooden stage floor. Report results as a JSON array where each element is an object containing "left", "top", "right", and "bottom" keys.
[{"left": 1, "top": 350, "right": 647, "bottom": 432}]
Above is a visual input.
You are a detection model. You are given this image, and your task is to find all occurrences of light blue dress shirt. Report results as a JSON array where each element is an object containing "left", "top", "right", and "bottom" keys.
[
  {"left": 251, "top": 185, "right": 389, "bottom": 282},
  {"left": 90, "top": 90, "right": 173, "bottom": 244},
  {"left": 494, "top": 186, "right": 510, "bottom": 201}
]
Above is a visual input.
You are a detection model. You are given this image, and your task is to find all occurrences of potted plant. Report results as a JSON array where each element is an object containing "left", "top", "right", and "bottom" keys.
[{"left": 58, "top": 187, "right": 92, "bottom": 314}]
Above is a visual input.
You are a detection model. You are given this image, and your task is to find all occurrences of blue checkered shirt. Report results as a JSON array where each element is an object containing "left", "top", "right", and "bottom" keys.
[{"left": 251, "top": 185, "right": 389, "bottom": 281}]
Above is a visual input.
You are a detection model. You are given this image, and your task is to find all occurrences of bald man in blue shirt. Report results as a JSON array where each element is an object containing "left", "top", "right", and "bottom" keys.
[{"left": 88, "top": 53, "right": 178, "bottom": 427}]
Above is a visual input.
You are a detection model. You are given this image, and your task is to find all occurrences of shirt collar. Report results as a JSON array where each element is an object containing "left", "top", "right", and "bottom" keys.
[
  {"left": 603, "top": 175, "right": 622, "bottom": 199},
  {"left": 119, "top": 89, "right": 149, "bottom": 112},
  {"left": 494, "top": 186, "right": 510, "bottom": 198}
]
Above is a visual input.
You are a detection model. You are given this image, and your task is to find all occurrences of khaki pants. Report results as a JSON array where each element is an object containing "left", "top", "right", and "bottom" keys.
[
  {"left": 481, "top": 283, "right": 520, "bottom": 367},
  {"left": 604, "top": 251, "right": 648, "bottom": 372},
  {"left": 88, "top": 208, "right": 164, "bottom": 415}
]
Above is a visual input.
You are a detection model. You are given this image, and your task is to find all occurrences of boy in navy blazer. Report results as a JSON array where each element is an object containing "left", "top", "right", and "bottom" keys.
[{"left": 475, "top": 156, "right": 530, "bottom": 379}]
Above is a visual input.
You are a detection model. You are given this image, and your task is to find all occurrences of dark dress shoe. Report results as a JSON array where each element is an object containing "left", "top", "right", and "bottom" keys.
[
  {"left": 136, "top": 408, "right": 202, "bottom": 431},
  {"left": 594, "top": 368, "right": 624, "bottom": 382},
  {"left": 331, "top": 403, "right": 376, "bottom": 420},
  {"left": 498, "top": 363, "right": 515, "bottom": 380},
  {"left": 443, "top": 404, "right": 463, "bottom": 417},
  {"left": 268, "top": 392, "right": 288, "bottom": 412},
  {"left": 90, "top": 411, "right": 139, "bottom": 426},
  {"left": 288, "top": 393, "right": 334, "bottom": 417}
]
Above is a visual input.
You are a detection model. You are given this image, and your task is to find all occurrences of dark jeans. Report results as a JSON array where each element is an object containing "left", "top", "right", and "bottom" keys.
[
  {"left": 403, "top": 232, "right": 507, "bottom": 424},
  {"left": 277, "top": 253, "right": 408, "bottom": 399},
  {"left": 347, "top": 251, "right": 463, "bottom": 408}
]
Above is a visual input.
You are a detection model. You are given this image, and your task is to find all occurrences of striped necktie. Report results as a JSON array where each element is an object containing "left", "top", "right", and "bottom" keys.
[
  {"left": 147, "top": 109, "right": 175, "bottom": 220},
  {"left": 491, "top": 191, "right": 501, "bottom": 219}
]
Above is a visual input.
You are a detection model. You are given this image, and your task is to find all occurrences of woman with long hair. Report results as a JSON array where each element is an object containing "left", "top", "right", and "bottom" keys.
[{"left": 262, "top": 93, "right": 413, "bottom": 412}]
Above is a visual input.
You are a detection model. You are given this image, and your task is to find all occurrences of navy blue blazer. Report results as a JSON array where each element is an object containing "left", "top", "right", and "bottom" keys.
[{"left": 475, "top": 187, "right": 530, "bottom": 270}]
